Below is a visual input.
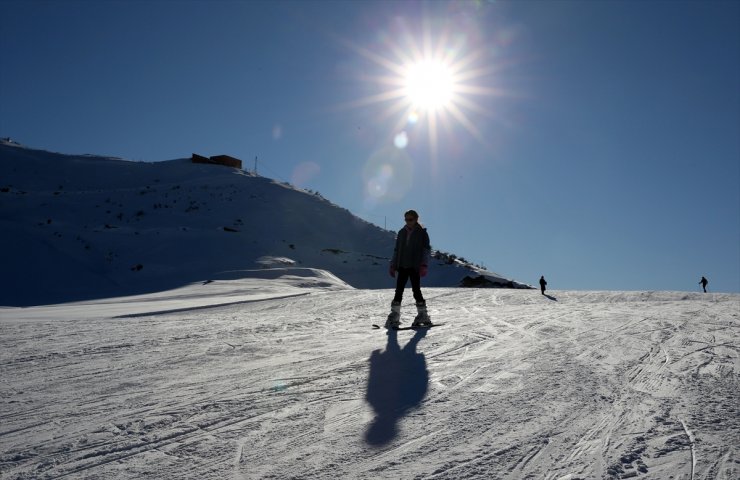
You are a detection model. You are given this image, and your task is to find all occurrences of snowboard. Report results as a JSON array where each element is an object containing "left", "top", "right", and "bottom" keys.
[{"left": 372, "top": 323, "right": 442, "bottom": 330}]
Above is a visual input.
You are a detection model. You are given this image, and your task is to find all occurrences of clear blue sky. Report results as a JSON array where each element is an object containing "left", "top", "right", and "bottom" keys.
[{"left": 2, "top": 0, "right": 739, "bottom": 292}]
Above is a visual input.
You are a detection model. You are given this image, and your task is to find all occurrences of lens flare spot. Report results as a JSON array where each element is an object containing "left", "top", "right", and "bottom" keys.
[
  {"left": 394, "top": 131, "right": 409, "bottom": 149},
  {"left": 362, "top": 145, "right": 413, "bottom": 207},
  {"left": 272, "top": 124, "right": 283, "bottom": 140},
  {"left": 291, "top": 161, "right": 320, "bottom": 188},
  {"left": 408, "top": 112, "right": 419, "bottom": 124}
]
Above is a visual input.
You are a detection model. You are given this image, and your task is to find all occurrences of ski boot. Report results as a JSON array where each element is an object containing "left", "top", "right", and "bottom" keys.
[
  {"left": 384, "top": 301, "right": 401, "bottom": 329},
  {"left": 412, "top": 301, "right": 432, "bottom": 327}
]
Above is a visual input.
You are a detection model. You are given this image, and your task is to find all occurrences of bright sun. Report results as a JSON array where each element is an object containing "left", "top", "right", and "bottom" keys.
[
  {"left": 404, "top": 60, "right": 455, "bottom": 111},
  {"left": 335, "top": 16, "right": 508, "bottom": 168}
]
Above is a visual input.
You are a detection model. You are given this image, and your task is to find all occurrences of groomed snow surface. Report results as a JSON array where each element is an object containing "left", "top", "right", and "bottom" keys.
[{"left": 1, "top": 277, "right": 738, "bottom": 479}]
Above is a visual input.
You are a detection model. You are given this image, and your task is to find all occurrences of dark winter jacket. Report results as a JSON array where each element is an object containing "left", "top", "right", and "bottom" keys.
[{"left": 391, "top": 224, "right": 431, "bottom": 270}]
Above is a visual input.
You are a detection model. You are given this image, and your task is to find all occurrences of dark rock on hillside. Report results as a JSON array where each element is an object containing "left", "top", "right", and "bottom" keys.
[{"left": 460, "top": 275, "right": 531, "bottom": 289}]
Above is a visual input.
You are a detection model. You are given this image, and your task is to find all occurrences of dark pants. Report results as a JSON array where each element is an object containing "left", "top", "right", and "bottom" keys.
[{"left": 393, "top": 267, "right": 425, "bottom": 303}]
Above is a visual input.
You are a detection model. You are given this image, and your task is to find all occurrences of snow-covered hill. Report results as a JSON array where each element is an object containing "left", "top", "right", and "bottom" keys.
[
  {"left": 0, "top": 141, "right": 525, "bottom": 307},
  {"left": 1, "top": 285, "right": 737, "bottom": 479}
]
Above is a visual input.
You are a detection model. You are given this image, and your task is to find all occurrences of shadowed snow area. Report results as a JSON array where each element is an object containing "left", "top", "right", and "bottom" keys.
[{"left": 1, "top": 286, "right": 737, "bottom": 479}]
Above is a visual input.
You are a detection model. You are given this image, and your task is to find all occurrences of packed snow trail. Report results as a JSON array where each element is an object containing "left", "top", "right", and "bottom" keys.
[{"left": 1, "top": 287, "right": 738, "bottom": 479}]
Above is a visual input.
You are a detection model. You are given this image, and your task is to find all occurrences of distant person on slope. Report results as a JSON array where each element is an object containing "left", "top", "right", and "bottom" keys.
[
  {"left": 699, "top": 276, "right": 708, "bottom": 293},
  {"left": 386, "top": 210, "right": 431, "bottom": 328},
  {"left": 539, "top": 275, "right": 547, "bottom": 295}
]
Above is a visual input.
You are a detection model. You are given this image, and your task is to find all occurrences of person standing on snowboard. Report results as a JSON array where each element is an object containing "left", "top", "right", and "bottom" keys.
[{"left": 386, "top": 209, "right": 431, "bottom": 328}]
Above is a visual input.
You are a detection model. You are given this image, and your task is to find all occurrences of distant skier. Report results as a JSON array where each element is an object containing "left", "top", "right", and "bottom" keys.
[
  {"left": 539, "top": 275, "right": 547, "bottom": 295},
  {"left": 699, "top": 276, "right": 708, "bottom": 293},
  {"left": 386, "top": 209, "right": 431, "bottom": 328}
]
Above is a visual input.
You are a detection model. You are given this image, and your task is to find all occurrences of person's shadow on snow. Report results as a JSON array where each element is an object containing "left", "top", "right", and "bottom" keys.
[{"left": 364, "top": 329, "right": 429, "bottom": 446}]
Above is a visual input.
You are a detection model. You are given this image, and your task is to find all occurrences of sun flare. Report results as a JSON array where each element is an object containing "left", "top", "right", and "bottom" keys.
[
  {"left": 335, "top": 10, "right": 512, "bottom": 177},
  {"left": 404, "top": 60, "right": 455, "bottom": 111}
]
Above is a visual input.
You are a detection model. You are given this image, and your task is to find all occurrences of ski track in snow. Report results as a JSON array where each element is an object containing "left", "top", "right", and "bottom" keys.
[{"left": 1, "top": 288, "right": 738, "bottom": 479}]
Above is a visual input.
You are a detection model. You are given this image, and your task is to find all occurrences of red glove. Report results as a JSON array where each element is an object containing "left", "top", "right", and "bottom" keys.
[
  {"left": 419, "top": 265, "right": 428, "bottom": 277},
  {"left": 389, "top": 265, "right": 396, "bottom": 278}
]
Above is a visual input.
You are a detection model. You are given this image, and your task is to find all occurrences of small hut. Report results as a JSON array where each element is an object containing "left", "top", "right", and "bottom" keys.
[{"left": 192, "top": 153, "right": 242, "bottom": 169}]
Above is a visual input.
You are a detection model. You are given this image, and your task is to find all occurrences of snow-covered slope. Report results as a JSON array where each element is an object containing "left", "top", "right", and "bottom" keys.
[
  {"left": 0, "top": 141, "right": 525, "bottom": 307},
  {"left": 1, "top": 286, "right": 737, "bottom": 479}
]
